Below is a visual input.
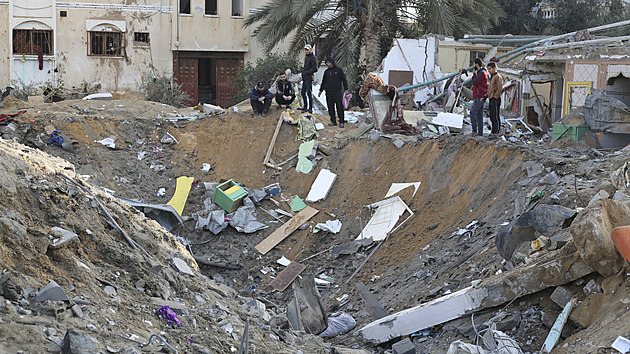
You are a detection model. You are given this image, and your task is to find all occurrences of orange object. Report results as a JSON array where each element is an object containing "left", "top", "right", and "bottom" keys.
[{"left": 611, "top": 226, "right": 630, "bottom": 263}]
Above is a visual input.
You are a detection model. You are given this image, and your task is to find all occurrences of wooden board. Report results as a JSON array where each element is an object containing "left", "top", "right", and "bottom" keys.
[
  {"left": 270, "top": 262, "right": 306, "bottom": 291},
  {"left": 255, "top": 206, "right": 318, "bottom": 254},
  {"left": 356, "top": 282, "right": 388, "bottom": 320},
  {"left": 263, "top": 113, "right": 284, "bottom": 167},
  {"left": 166, "top": 176, "right": 194, "bottom": 216}
]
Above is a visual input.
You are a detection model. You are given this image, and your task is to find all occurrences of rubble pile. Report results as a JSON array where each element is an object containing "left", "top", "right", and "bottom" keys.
[{"left": 1, "top": 93, "right": 630, "bottom": 353}]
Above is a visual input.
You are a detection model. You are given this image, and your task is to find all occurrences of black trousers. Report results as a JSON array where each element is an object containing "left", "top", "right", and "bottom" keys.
[
  {"left": 275, "top": 94, "right": 295, "bottom": 106},
  {"left": 489, "top": 97, "right": 501, "bottom": 134},
  {"left": 301, "top": 79, "right": 313, "bottom": 111},
  {"left": 250, "top": 97, "right": 272, "bottom": 113},
  {"left": 326, "top": 90, "right": 344, "bottom": 124}
]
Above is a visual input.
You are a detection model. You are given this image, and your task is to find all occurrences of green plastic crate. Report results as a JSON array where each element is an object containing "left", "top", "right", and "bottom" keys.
[
  {"left": 213, "top": 179, "right": 248, "bottom": 212},
  {"left": 552, "top": 124, "right": 590, "bottom": 142}
]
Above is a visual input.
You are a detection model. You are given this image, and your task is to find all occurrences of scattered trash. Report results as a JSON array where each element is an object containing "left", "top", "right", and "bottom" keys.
[
  {"left": 290, "top": 196, "right": 307, "bottom": 212},
  {"left": 157, "top": 188, "right": 166, "bottom": 197},
  {"left": 156, "top": 306, "right": 182, "bottom": 327},
  {"left": 314, "top": 220, "right": 342, "bottom": 234},
  {"left": 96, "top": 137, "right": 116, "bottom": 149},
  {"left": 277, "top": 256, "right": 292, "bottom": 266},
  {"left": 201, "top": 163, "right": 212, "bottom": 172},
  {"left": 296, "top": 140, "right": 318, "bottom": 174},
  {"left": 319, "top": 312, "right": 356, "bottom": 338},
  {"left": 213, "top": 179, "right": 248, "bottom": 213},
  {"left": 612, "top": 336, "right": 630, "bottom": 353}
]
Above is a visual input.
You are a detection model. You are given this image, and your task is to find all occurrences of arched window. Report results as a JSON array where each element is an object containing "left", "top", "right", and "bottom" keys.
[
  {"left": 87, "top": 22, "right": 124, "bottom": 56},
  {"left": 13, "top": 21, "right": 53, "bottom": 55}
]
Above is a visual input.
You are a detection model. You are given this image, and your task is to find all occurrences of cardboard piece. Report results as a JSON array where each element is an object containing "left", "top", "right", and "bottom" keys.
[
  {"left": 306, "top": 169, "right": 337, "bottom": 202},
  {"left": 167, "top": 176, "right": 194, "bottom": 216},
  {"left": 255, "top": 206, "right": 319, "bottom": 254},
  {"left": 270, "top": 262, "right": 306, "bottom": 291}
]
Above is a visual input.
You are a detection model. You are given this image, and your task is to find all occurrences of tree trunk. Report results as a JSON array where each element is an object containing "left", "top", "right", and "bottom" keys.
[{"left": 362, "top": 0, "right": 382, "bottom": 72}]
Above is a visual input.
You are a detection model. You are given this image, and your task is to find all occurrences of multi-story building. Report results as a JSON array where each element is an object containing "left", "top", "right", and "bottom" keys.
[{"left": 1, "top": 0, "right": 285, "bottom": 107}]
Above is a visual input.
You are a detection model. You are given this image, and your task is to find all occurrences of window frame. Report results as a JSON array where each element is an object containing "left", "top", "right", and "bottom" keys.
[
  {"left": 205, "top": 0, "right": 218, "bottom": 15},
  {"left": 12, "top": 29, "right": 54, "bottom": 55},
  {"left": 133, "top": 32, "right": 150, "bottom": 47},
  {"left": 88, "top": 30, "right": 124, "bottom": 57}
]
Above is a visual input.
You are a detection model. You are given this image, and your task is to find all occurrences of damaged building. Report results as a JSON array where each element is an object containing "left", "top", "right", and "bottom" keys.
[{"left": 1, "top": 0, "right": 282, "bottom": 107}]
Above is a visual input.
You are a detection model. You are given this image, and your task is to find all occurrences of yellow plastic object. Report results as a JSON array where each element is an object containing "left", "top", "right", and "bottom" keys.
[
  {"left": 225, "top": 185, "right": 241, "bottom": 195},
  {"left": 167, "top": 176, "right": 194, "bottom": 216}
]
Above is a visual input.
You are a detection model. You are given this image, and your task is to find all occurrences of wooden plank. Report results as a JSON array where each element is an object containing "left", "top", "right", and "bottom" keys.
[
  {"left": 356, "top": 282, "right": 388, "bottom": 320},
  {"left": 270, "top": 262, "right": 306, "bottom": 291},
  {"left": 263, "top": 114, "right": 284, "bottom": 167},
  {"left": 255, "top": 206, "right": 318, "bottom": 254}
]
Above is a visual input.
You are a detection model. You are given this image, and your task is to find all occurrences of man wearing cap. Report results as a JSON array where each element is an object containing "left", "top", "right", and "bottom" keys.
[
  {"left": 318, "top": 56, "right": 349, "bottom": 128},
  {"left": 249, "top": 81, "right": 273, "bottom": 117},
  {"left": 301, "top": 44, "right": 318, "bottom": 113},
  {"left": 275, "top": 73, "right": 295, "bottom": 108}
]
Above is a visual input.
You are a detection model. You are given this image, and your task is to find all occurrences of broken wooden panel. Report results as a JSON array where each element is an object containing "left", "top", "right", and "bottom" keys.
[
  {"left": 270, "top": 262, "right": 306, "bottom": 292},
  {"left": 356, "top": 282, "right": 388, "bottom": 320},
  {"left": 255, "top": 206, "right": 318, "bottom": 254},
  {"left": 356, "top": 196, "right": 410, "bottom": 242}
]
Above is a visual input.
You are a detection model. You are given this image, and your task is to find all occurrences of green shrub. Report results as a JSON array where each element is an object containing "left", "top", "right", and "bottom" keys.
[{"left": 229, "top": 53, "right": 300, "bottom": 106}]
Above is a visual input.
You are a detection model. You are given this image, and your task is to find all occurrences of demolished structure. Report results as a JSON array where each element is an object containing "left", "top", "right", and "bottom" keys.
[{"left": 2, "top": 7, "right": 630, "bottom": 354}]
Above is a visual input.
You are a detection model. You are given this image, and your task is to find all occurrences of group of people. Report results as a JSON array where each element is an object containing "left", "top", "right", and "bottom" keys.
[
  {"left": 250, "top": 49, "right": 504, "bottom": 135},
  {"left": 249, "top": 44, "right": 349, "bottom": 128},
  {"left": 470, "top": 57, "right": 503, "bottom": 139}
]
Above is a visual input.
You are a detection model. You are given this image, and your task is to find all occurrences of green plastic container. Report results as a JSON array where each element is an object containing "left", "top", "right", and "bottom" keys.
[
  {"left": 213, "top": 179, "right": 248, "bottom": 212},
  {"left": 552, "top": 124, "right": 590, "bottom": 142}
]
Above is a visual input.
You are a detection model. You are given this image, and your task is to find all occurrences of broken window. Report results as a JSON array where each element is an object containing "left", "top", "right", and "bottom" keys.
[
  {"left": 206, "top": 0, "right": 217, "bottom": 15},
  {"left": 232, "top": 0, "right": 242, "bottom": 16},
  {"left": 88, "top": 31, "right": 123, "bottom": 56},
  {"left": 13, "top": 29, "right": 53, "bottom": 55},
  {"left": 470, "top": 51, "right": 487, "bottom": 66},
  {"left": 133, "top": 32, "right": 150, "bottom": 46},
  {"left": 180, "top": 0, "right": 191, "bottom": 14}
]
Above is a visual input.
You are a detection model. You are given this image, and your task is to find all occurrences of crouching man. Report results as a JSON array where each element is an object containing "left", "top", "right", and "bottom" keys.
[
  {"left": 249, "top": 81, "right": 273, "bottom": 117},
  {"left": 275, "top": 73, "right": 295, "bottom": 108}
]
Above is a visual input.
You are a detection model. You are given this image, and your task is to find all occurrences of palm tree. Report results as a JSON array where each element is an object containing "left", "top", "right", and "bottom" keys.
[{"left": 245, "top": 0, "right": 504, "bottom": 86}]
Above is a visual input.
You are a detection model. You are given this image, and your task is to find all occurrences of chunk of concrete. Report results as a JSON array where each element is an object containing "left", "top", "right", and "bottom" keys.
[
  {"left": 550, "top": 286, "right": 574, "bottom": 308},
  {"left": 62, "top": 330, "right": 96, "bottom": 354},
  {"left": 583, "top": 279, "right": 603, "bottom": 295},
  {"left": 588, "top": 190, "right": 610, "bottom": 206},
  {"left": 306, "top": 169, "right": 337, "bottom": 203},
  {"left": 393, "top": 139, "right": 405, "bottom": 149},
  {"left": 570, "top": 198, "right": 629, "bottom": 276},
  {"left": 392, "top": 337, "right": 416, "bottom": 354},
  {"left": 496, "top": 204, "right": 576, "bottom": 260},
  {"left": 496, "top": 313, "right": 521, "bottom": 332},
  {"left": 522, "top": 161, "right": 544, "bottom": 177},
  {"left": 71, "top": 304, "right": 84, "bottom": 319},
  {"left": 34, "top": 280, "right": 69, "bottom": 302},
  {"left": 49, "top": 227, "right": 79, "bottom": 248},
  {"left": 171, "top": 257, "right": 194, "bottom": 276}
]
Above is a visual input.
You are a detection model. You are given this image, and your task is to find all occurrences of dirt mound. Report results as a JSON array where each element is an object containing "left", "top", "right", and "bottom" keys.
[{"left": 0, "top": 139, "right": 340, "bottom": 353}]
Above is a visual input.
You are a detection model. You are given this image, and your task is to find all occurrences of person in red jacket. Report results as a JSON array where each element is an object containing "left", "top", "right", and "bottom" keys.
[{"left": 470, "top": 58, "right": 489, "bottom": 136}]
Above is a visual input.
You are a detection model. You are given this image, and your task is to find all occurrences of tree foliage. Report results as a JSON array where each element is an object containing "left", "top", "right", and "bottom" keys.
[
  {"left": 491, "top": 0, "right": 540, "bottom": 34},
  {"left": 228, "top": 53, "right": 301, "bottom": 105},
  {"left": 245, "top": 0, "right": 504, "bottom": 89},
  {"left": 553, "top": 0, "right": 629, "bottom": 33}
]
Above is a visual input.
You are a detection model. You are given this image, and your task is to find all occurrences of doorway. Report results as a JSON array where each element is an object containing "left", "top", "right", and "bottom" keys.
[{"left": 173, "top": 51, "right": 244, "bottom": 107}]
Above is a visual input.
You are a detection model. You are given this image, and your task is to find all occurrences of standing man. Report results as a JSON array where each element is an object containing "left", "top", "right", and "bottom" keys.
[
  {"left": 318, "top": 57, "right": 349, "bottom": 128},
  {"left": 471, "top": 58, "right": 489, "bottom": 136},
  {"left": 301, "top": 44, "right": 318, "bottom": 113},
  {"left": 275, "top": 73, "right": 295, "bottom": 108},
  {"left": 249, "top": 81, "right": 273, "bottom": 117},
  {"left": 485, "top": 62, "right": 503, "bottom": 139}
]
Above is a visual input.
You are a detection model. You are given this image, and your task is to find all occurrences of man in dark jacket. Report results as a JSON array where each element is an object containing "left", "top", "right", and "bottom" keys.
[
  {"left": 249, "top": 81, "right": 273, "bottom": 117},
  {"left": 318, "top": 56, "right": 349, "bottom": 128},
  {"left": 470, "top": 57, "right": 489, "bottom": 136},
  {"left": 301, "top": 44, "right": 318, "bottom": 113},
  {"left": 275, "top": 73, "right": 295, "bottom": 108}
]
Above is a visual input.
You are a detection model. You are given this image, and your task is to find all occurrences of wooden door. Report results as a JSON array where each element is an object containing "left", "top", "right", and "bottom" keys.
[
  {"left": 216, "top": 56, "right": 243, "bottom": 108},
  {"left": 174, "top": 55, "right": 198, "bottom": 106}
]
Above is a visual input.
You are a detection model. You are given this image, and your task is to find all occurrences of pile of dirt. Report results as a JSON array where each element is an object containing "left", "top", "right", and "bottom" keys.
[{"left": 2, "top": 96, "right": 630, "bottom": 353}]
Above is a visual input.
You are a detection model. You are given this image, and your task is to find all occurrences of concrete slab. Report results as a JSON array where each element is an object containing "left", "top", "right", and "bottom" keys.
[
  {"left": 49, "top": 227, "right": 79, "bottom": 248},
  {"left": 392, "top": 338, "right": 416, "bottom": 354},
  {"left": 306, "top": 169, "right": 337, "bottom": 203},
  {"left": 34, "top": 280, "right": 69, "bottom": 302}
]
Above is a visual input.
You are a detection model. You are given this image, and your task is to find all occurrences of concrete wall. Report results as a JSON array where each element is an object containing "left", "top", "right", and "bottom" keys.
[
  {"left": 4, "top": 0, "right": 256, "bottom": 93},
  {"left": 438, "top": 41, "right": 512, "bottom": 73},
  {"left": 247, "top": 0, "right": 292, "bottom": 63},
  {"left": 0, "top": 3, "right": 10, "bottom": 87}
]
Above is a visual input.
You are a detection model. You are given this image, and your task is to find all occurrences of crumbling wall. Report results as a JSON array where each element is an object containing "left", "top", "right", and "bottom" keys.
[{"left": 570, "top": 198, "right": 629, "bottom": 276}]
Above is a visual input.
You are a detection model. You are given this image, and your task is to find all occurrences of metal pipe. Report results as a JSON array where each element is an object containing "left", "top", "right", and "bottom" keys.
[
  {"left": 530, "top": 35, "right": 630, "bottom": 52},
  {"left": 399, "top": 19, "right": 630, "bottom": 92}
]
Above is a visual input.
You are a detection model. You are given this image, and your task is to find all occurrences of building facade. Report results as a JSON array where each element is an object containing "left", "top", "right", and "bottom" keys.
[{"left": 1, "top": 0, "right": 282, "bottom": 107}]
